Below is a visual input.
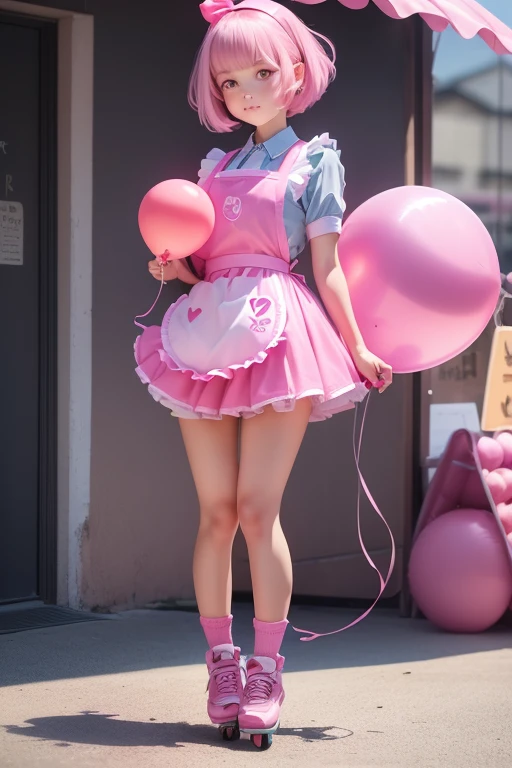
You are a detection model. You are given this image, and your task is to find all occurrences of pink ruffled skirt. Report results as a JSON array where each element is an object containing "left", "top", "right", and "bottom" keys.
[{"left": 134, "top": 267, "right": 368, "bottom": 422}]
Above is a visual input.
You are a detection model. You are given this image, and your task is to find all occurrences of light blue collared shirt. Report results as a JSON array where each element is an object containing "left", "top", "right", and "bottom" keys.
[
  {"left": 227, "top": 125, "right": 299, "bottom": 171},
  {"left": 225, "top": 126, "right": 346, "bottom": 260}
]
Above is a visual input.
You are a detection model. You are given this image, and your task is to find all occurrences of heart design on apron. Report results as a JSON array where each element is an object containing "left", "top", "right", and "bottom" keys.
[
  {"left": 161, "top": 274, "right": 286, "bottom": 378},
  {"left": 250, "top": 297, "right": 272, "bottom": 317}
]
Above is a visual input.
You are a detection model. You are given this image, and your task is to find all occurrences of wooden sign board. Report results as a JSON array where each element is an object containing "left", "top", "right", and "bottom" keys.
[{"left": 481, "top": 326, "right": 512, "bottom": 432}]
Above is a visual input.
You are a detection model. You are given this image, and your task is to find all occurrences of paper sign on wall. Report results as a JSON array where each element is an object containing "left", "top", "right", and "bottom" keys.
[
  {"left": 0, "top": 200, "right": 23, "bottom": 265},
  {"left": 481, "top": 326, "right": 512, "bottom": 432}
]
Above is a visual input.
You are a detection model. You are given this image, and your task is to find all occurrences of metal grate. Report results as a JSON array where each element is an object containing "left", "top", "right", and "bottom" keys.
[{"left": 0, "top": 606, "right": 111, "bottom": 634}]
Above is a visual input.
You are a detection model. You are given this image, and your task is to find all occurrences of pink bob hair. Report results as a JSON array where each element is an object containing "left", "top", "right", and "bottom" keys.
[{"left": 188, "top": 5, "right": 336, "bottom": 133}]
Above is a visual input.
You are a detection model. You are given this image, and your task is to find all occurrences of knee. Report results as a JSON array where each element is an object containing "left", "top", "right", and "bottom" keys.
[
  {"left": 237, "top": 494, "right": 279, "bottom": 539},
  {"left": 199, "top": 499, "right": 239, "bottom": 539}
]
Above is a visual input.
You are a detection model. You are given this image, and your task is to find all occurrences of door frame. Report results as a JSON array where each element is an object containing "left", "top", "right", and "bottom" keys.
[
  {"left": 401, "top": 17, "right": 433, "bottom": 615},
  {"left": 0, "top": 10, "right": 58, "bottom": 606},
  {"left": 408, "top": 17, "right": 434, "bottom": 521},
  {"left": 0, "top": 1, "right": 94, "bottom": 610}
]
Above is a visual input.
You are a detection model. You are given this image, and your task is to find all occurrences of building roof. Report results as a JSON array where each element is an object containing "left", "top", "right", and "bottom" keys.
[{"left": 435, "top": 60, "right": 512, "bottom": 114}]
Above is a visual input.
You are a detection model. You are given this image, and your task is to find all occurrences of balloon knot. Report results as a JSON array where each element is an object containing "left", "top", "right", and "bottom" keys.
[{"left": 157, "top": 250, "right": 171, "bottom": 266}]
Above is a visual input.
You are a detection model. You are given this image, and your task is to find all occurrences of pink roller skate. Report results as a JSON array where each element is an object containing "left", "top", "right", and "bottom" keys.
[
  {"left": 205, "top": 643, "right": 247, "bottom": 741},
  {"left": 238, "top": 653, "right": 285, "bottom": 750}
]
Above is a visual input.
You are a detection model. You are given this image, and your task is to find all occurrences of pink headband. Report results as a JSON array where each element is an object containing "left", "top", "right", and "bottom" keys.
[{"left": 199, "top": 0, "right": 288, "bottom": 27}]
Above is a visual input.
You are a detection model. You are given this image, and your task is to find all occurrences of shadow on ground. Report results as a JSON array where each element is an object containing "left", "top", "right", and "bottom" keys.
[{"left": 4, "top": 711, "right": 353, "bottom": 750}]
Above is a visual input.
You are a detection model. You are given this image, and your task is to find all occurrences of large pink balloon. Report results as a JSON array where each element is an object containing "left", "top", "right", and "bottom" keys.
[
  {"left": 138, "top": 179, "right": 215, "bottom": 260},
  {"left": 338, "top": 186, "right": 501, "bottom": 373}
]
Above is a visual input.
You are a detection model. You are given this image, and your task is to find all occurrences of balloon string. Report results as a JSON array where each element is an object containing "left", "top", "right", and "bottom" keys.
[
  {"left": 291, "top": 392, "right": 396, "bottom": 641},
  {"left": 134, "top": 266, "right": 166, "bottom": 329}
]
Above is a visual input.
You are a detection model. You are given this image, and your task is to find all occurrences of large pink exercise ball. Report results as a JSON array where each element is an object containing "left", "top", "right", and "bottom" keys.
[
  {"left": 138, "top": 179, "right": 215, "bottom": 260},
  {"left": 338, "top": 186, "right": 501, "bottom": 373},
  {"left": 409, "top": 509, "right": 512, "bottom": 632}
]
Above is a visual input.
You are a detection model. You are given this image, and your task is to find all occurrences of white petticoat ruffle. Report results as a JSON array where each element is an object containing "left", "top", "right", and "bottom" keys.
[{"left": 197, "top": 133, "right": 341, "bottom": 203}]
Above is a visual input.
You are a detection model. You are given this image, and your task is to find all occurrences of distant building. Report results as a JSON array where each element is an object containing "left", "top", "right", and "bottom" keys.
[{"left": 433, "top": 61, "right": 512, "bottom": 271}]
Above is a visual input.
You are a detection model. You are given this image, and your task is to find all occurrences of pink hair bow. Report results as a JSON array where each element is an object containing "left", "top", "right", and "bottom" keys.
[{"left": 200, "top": 0, "right": 236, "bottom": 26}]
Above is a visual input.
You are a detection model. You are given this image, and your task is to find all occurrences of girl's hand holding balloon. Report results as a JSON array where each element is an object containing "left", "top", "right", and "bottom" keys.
[
  {"left": 148, "top": 258, "right": 178, "bottom": 282},
  {"left": 148, "top": 256, "right": 201, "bottom": 285},
  {"left": 353, "top": 347, "right": 393, "bottom": 393}
]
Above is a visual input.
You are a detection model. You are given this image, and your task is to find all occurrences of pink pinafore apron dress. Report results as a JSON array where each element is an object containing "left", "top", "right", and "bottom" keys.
[{"left": 134, "top": 139, "right": 368, "bottom": 420}]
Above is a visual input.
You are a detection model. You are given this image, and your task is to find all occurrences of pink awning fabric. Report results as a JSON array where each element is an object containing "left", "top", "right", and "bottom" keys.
[{"left": 292, "top": 0, "right": 512, "bottom": 54}]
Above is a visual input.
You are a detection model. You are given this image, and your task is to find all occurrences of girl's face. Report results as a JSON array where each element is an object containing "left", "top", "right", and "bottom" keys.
[{"left": 215, "top": 62, "right": 284, "bottom": 128}]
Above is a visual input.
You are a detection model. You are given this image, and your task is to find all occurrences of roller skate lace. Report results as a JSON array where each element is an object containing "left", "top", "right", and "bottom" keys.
[
  {"left": 206, "top": 649, "right": 240, "bottom": 702},
  {"left": 244, "top": 673, "right": 274, "bottom": 703}
]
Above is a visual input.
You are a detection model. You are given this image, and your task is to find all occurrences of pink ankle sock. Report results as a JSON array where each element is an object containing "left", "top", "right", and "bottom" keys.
[
  {"left": 253, "top": 617, "right": 289, "bottom": 659},
  {"left": 199, "top": 614, "right": 234, "bottom": 649}
]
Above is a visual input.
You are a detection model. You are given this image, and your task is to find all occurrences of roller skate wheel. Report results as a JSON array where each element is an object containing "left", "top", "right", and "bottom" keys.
[
  {"left": 219, "top": 723, "right": 240, "bottom": 741},
  {"left": 251, "top": 733, "right": 272, "bottom": 750}
]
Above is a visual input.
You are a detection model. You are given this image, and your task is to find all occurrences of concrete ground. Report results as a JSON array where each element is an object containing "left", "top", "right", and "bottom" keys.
[{"left": 0, "top": 602, "right": 511, "bottom": 768}]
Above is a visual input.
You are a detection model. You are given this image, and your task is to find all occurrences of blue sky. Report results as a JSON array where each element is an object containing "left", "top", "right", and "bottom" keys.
[{"left": 434, "top": 0, "right": 512, "bottom": 83}]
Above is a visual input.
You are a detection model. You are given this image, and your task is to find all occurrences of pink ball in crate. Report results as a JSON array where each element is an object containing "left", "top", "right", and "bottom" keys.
[
  {"left": 497, "top": 503, "right": 512, "bottom": 535},
  {"left": 485, "top": 471, "right": 509, "bottom": 505},
  {"left": 494, "top": 431, "right": 512, "bottom": 469},
  {"left": 477, "top": 437, "right": 505, "bottom": 472},
  {"left": 493, "top": 468, "right": 512, "bottom": 498}
]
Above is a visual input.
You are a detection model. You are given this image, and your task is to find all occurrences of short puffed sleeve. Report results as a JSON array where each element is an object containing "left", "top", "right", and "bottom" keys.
[{"left": 289, "top": 133, "right": 347, "bottom": 240}]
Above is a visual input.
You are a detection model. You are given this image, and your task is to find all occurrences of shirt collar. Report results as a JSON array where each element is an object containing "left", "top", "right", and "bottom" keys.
[{"left": 242, "top": 125, "right": 299, "bottom": 160}]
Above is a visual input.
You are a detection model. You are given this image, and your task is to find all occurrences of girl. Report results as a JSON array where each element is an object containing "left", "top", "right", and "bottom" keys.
[{"left": 134, "top": 0, "right": 392, "bottom": 748}]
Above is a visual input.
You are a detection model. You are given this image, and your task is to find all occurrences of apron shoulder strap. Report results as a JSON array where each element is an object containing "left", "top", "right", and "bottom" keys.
[
  {"left": 276, "top": 139, "right": 307, "bottom": 199},
  {"left": 200, "top": 148, "right": 242, "bottom": 193},
  {"left": 280, "top": 139, "right": 307, "bottom": 173}
]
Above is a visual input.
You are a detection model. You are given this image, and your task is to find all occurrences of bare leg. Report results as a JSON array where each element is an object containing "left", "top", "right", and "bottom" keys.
[
  {"left": 179, "top": 416, "right": 240, "bottom": 618},
  {"left": 237, "top": 400, "right": 311, "bottom": 622}
]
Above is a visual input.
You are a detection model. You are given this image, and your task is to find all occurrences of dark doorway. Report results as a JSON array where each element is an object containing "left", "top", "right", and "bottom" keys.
[{"left": 0, "top": 12, "right": 57, "bottom": 605}]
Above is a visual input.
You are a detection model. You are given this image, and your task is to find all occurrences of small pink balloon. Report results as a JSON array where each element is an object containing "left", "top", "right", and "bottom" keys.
[
  {"left": 494, "top": 431, "right": 512, "bottom": 469},
  {"left": 497, "top": 503, "right": 512, "bottom": 535},
  {"left": 477, "top": 437, "right": 505, "bottom": 471},
  {"left": 485, "top": 470, "right": 508, "bottom": 505},
  {"left": 138, "top": 179, "right": 215, "bottom": 260},
  {"left": 337, "top": 186, "right": 501, "bottom": 373}
]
